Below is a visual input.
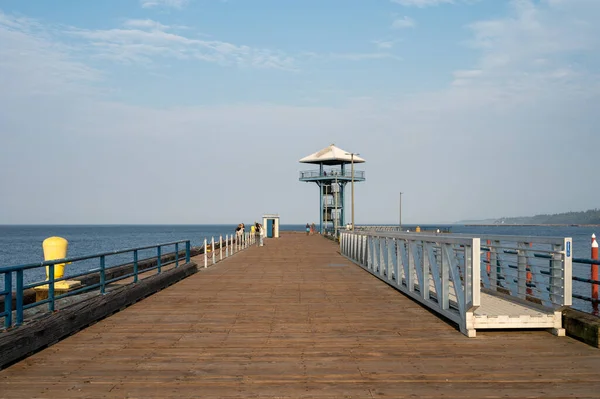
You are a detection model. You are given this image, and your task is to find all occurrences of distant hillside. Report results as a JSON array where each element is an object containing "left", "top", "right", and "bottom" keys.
[{"left": 460, "top": 209, "right": 600, "bottom": 225}]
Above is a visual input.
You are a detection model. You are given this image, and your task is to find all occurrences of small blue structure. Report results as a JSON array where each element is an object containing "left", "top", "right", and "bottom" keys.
[
  {"left": 262, "top": 214, "right": 280, "bottom": 238},
  {"left": 298, "top": 144, "right": 366, "bottom": 235}
]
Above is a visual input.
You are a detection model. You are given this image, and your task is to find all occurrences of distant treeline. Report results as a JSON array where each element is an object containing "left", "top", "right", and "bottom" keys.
[{"left": 495, "top": 209, "right": 600, "bottom": 225}]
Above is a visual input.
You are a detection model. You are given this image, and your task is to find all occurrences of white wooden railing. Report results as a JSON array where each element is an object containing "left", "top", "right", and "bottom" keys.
[
  {"left": 340, "top": 231, "right": 573, "bottom": 337},
  {"left": 340, "top": 231, "right": 480, "bottom": 336},
  {"left": 202, "top": 232, "right": 256, "bottom": 268}
]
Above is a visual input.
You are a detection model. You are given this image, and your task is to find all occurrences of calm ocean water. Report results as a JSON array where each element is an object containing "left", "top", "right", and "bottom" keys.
[{"left": 0, "top": 224, "right": 597, "bottom": 313}]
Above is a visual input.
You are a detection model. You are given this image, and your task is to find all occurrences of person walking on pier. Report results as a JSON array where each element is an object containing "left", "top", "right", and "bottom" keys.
[
  {"left": 254, "top": 222, "right": 261, "bottom": 246},
  {"left": 258, "top": 223, "right": 265, "bottom": 246}
]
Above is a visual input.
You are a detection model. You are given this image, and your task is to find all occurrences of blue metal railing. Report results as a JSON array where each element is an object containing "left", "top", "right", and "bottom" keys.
[
  {"left": 0, "top": 240, "right": 191, "bottom": 330},
  {"left": 571, "top": 257, "right": 600, "bottom": 307}
]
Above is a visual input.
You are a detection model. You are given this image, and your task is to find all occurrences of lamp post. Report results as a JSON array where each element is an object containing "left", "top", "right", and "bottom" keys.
[
  {"left": 399, "top": 192, "right": 403, "bottom": 229},
  {"left": 345, "top": 152, "right": 359, "bottom": 231}
]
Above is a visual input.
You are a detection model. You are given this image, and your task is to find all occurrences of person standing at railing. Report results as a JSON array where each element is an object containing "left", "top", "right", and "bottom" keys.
[{"left": 235, "top": 223, "right": 244, "bottom": 244}]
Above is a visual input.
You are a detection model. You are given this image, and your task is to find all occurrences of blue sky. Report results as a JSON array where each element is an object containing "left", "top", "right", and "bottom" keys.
[{"left": 1, "top": 0, "right": 599, "bottom": 224}]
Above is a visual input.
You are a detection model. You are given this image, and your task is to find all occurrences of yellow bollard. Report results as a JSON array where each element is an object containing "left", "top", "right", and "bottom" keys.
[
  {"left": 34, "top": 236, "right": 81, "bottom": 302},
  {"left": 416, "top": 226, "right": 421, "bottom": 233},
  {"left": 43, "top": 236, "right": 69, "bottom": 280}
]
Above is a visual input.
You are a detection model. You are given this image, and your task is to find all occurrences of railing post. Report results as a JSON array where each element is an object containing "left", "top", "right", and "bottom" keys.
[
  {"left": 175, "top": 243, "right": 179, "bottom": 268},
  {"left": 225, "top": 234, "right": 229, "bottom": 257},
  {"left": 489, "top": 242, "right": 497, "bottom": 290},
  {"left": 440, "top": 244, "right": 449, "bottom": 310},
  {"left": 407, "top": 240, "right": 414, "bottom": 292},
  {"left": 185, "top": 241, "right": 191, "bottom": 263},
  {"left": 471, "top": 238, "right": 481, "bottom": 308},
  {"left": 220, "top": 235, "right": 223, "bottom": 261},
  {"left": 3, "top": 272, "right": 12, "bottom": 328},
  {"left": 592, "top": 234, "right": 598, "bottom": 313},
  {"left": 387, "top": 238, "right": 393, "bottom": 280},
  {"left": 421, "top": 242, "right": 429, "bottom": 300},
  {"left": 517, "top": 243, "right": 527, "bottom": 299},
  {"left": 380, "top": 237, "right": 385, "bottom": 276},
  {"left": 486, "top": 239, "right": 491, "bottom": 276},
  {"left": 204, "top": 238, "right": 208, "bottom": 268},
  {"left": 550, "top": 244, "right": 562, "bottom": 305},
  {"left": 134, "top": 249, "right": 139, "bottom": 283},
  {"left": 362, "top": 235, "right": 367, "bottom": 265},
  {"left": 48, "top": 264, "right": 55, "bottom": 312},
  {"left": 100, "top": 255, "right": 106, "bottom": 295},
  {"left": 16, "top": 270, "right": 23, "bottom": 326},
  {"left": 157, "top": 245, "right": 162, "bottom": 274},
  {"left": 212, "top": 237, "right": 216, "bottom": 265},
  {"left": 563, "top": 238, "right": 572, "bottom": 307}
]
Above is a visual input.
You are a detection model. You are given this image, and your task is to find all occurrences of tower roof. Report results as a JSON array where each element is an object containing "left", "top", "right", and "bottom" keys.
[{"left": 299, "top": 144, "right": 365, "bottom": 165}]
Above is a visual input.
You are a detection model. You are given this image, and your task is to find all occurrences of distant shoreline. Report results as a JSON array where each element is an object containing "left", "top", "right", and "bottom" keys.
[{"left": 464, "top": 224, "right": 600, "bottom": 227}]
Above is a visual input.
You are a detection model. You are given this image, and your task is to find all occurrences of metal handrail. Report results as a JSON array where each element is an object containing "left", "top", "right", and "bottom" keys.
[
  {"left": 0, "top": 240, "right": 191, "bottom": 273},
  {"left": 1, "top": 230, "right": 260, "bottom": 331},
  {"left": 1, "top": 240, "right": 192, "bottom": 330},
  {"left": 571, "top": 257, "right": 600, "bottom": 306}
]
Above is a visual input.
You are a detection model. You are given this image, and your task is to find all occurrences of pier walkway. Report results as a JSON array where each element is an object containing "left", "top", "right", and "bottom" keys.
[{"left": 1, "top": 233, "right": 600, "bottom": 398}]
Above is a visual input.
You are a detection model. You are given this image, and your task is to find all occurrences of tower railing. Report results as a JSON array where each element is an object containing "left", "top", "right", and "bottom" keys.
[{"left": 299, "top": 169, "right": 365, "bottom": 180}]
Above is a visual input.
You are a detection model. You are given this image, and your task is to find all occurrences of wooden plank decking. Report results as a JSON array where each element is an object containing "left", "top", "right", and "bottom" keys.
[{"left": 1, "top": 232, "right": 600, "bottom": 398}]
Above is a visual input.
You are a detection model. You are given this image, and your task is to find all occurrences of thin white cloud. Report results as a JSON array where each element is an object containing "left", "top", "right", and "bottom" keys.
[
  {"left": 140, "top": 0, "right": 189, "bottom": 9},
  {"left": 373, "top": 40, "right": 396, "bottom": 49},
  {"left": 65, "top": 20, "right": 295, "bottom": 70},
  {"left": 391, "top": 16, "right": 416, "bottom": 29},
  {"left": 123, "top": 19, "right": 170, "bottom": 31}
]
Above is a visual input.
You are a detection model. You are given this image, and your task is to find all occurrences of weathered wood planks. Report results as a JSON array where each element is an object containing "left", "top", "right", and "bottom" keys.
[
  {"left": 1, "top": 233, "right": 600, "bottom": 398},
  {"left": 0, "top": 261, "right": 198, "bottom": 370}
]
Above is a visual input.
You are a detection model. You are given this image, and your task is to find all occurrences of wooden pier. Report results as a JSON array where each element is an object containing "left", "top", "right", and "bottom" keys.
[{"left": 1, "top": 232, "right": 600, "bottom": 398}]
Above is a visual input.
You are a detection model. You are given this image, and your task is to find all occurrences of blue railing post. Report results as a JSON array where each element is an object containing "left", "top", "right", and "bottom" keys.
[
  {"left": 157, "top": 246, "right": 162, "bottom": 274},
  {"left": 100, "top": 255, "right": 106, "bottom": 294},
  {"left": 175, "top": 243, "right": 179, "bottom": 268},
  {"left": 4, "top": 272, "right": 12, "bottom": 329},
  {"left": 133, "top": 250, "right": 139, "bottom": 283},
  {"left": 185, "top": 241, "right": 191, "bottom": 263},
  {"left": 15, "top": 270, "right": 24, "bottom": 326},
  {"left": 48, "top": 264, "right": 55, "bottom": 312}
]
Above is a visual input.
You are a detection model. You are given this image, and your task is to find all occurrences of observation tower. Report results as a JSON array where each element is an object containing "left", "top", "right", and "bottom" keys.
[{"left": 298, "top": 144, "right": 366, "bottom": 235}]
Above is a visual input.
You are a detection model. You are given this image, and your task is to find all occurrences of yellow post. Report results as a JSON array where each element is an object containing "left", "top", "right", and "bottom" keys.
[
  {"left": 43, "top": 236, "right": 69, "bottom": 280},
  {"left": 416, "top": 226, "right": 421, "bottom": 233},
  {"left": 34, "top": 236, "right": 81, "bottom": 302}
]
